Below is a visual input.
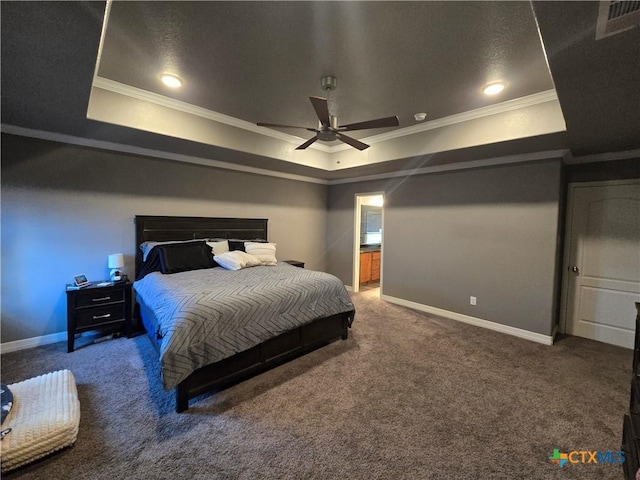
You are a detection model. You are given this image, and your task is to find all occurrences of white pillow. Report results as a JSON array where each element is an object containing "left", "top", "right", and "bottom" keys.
[
  {"left": 236, "top": 251, "right": 262, "bottom": 267},
  {"left": 213, "top": 251, "right": 262, "bottom": 270},
  {"left": 206, "top": 240, "right": 229, "bottom": 256},
  {"left": 245, "top": 242, "right": 277, "bottom": 266},
  {"left": 213, "top": 251, "right": 246, "bottom": 271}
]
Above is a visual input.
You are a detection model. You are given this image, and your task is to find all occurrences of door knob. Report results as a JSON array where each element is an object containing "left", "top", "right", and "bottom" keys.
[{"left": 571, "top": 266, "right": 580, "bottom": 274}]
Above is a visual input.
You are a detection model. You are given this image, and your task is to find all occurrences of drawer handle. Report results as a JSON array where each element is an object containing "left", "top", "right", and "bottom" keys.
[
  {"left": 92, "top": 314, "right": 111, "bottom": 320},
  {"left": 92, "top": 296, "right": 111, "bottom": 302}
]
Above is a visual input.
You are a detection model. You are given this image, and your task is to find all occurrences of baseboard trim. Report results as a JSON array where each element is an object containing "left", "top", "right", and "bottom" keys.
[
  {"left": 345, "top": 285, "right": 354, "bottom": 292},
  {"left": 1, "top": 331, "right": 67, "bottom": 354},
  {"left": 380, "top": 295, "right": 555, "bottom": 345},
  {"left": 2, "top": 297, "right": 554, "bottom": 352},
  {"left": 550, "top": 324, "right": 558, "bottom": 343}
]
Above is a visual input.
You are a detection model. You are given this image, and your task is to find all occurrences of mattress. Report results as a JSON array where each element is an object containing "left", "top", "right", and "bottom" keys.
[{"left": 134, "top": 262, "right": 354, "bottom": 390}]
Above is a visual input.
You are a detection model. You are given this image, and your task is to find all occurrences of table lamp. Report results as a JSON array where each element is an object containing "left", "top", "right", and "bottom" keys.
[{"left": 108, "top": 253, "right": 125, "bottom": 282}]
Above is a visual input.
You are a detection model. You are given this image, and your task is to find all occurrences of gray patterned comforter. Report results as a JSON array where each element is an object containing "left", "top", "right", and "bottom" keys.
[{"left": 134, "top": 262, "right": 355, "bottom": 390}]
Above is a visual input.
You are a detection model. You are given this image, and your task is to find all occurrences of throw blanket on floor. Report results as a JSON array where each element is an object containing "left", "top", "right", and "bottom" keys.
[{"left": 134, "top": 262, "right": 355, "bottom": 390}]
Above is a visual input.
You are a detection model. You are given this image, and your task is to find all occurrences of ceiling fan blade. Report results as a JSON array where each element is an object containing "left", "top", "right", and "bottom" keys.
[
  {"left": 257, "top": 122, "right": 316, "bottom": 132},
  {"left": 339, "top": 115, "right": 400, "bottom": 131},
  {"left": 337, "top": 133, "right": 370, "bottom": 151},
  {"left": 309, "top": 96, "right": 330, "bottom": 126},
  {"left": 295, "top": 136, "right": 319, "bottom": 150}
]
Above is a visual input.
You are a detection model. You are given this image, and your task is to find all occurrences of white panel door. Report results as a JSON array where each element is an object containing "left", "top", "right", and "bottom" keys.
[{"left": 564, "top": 181, "right": 640, "bottom": 348}]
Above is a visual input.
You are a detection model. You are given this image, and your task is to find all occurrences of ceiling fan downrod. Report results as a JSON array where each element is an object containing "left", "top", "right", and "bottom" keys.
[{"left": 321, "top": 75, "right": 337, "bottom": 91}]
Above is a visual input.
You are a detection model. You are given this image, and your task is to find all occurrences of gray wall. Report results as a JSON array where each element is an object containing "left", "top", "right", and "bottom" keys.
[
  {"left": 1, "top": 133, "right": 565, "bottom": 343},
  {"left": 1, "top": 134, "right": 328, "bottom": 343},
  {"left": 328, "top": 160, "right": 563, "bottom": 336}
]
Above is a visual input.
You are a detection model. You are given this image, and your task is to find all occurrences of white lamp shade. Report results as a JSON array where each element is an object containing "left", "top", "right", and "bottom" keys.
[{"left": 108, "top": 253, "right": 124, "bottom": 269}]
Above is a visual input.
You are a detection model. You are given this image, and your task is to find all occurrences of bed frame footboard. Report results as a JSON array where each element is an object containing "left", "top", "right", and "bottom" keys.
[{"left": 174, "top": 310, "right": 353, "bottom": 412}]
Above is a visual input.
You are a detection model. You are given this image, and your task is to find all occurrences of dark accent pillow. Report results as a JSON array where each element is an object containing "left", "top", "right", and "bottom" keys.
[
  {"left": 228, "top": 240, "right": 246, "bottom": 252},
  {"left": 1, "top": 384, "right": 13, "bottom": 425},
  {"left": 136, "top": 247, "right": 162, "bottom": 281},
  {"left": 156, "top": 241, "right": 216, "bottom": 274},
  {"left": 227, "top": 238, "right": 267, "bottom": 252}
]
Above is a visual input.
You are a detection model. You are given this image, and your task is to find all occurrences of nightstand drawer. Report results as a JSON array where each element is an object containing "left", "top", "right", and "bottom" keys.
[
  {"left": 66, "top": 280, "right": 132, "bottom": 352},
  {"left": 76, "top": 304, "right": 126, "bottom": 329},
  {"left": 75, "top": 289, "right": 124, "bottom": 307}
]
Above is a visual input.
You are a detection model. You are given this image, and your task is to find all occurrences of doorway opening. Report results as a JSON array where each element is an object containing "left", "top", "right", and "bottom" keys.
[{"left": 353, "top": 193, "right": 384, "bottom": 296}]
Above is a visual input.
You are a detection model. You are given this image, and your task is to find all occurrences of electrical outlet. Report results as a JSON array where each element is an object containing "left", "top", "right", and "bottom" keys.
[{"left": 470, "top": 296, "right": 477, "bottom": 306}]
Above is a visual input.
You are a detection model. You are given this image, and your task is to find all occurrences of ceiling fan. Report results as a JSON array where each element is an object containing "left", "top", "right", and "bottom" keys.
[{"left": 257, "top": 76, "right": 399, "bottom": 151}]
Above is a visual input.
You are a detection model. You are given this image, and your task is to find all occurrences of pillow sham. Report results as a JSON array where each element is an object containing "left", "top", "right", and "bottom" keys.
[
  {"left": 214, "top": 251, "right": 262, "bottom": 270},
  {"left": 156, "top": 241, "right": 216, "bottom": 274},
  {"left": 219, "top": 238, "right": 267, "bottom": 252},
  {"left": 245, "top": 242, "right": 277, "bottom": 266},
  {"left": 140, "top": 239, "right": 207, "bottom": 261},
  {"left": 237, "top": 251, "right": 262, "bottom": 267},
  {"left": 214, "top": 251, "right": 245, "bottom": 271},
  {"left": 206, "top": 240, "right": 229, "bottom": 256},
  {"left": 227, "top": 240, "right": 245, "bottom": 252}
]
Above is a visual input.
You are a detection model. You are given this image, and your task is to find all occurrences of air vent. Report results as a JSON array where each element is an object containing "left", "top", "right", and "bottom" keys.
[{"left": 596, "top": 1, "right": 640, "bottom": 39}]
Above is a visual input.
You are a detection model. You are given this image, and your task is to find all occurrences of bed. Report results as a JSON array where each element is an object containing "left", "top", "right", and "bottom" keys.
[{"left": 133, "top": 215, "right": 355, "bottom": 412}]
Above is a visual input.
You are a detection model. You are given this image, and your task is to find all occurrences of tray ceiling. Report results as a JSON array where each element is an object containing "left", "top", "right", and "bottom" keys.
[{"left": 2, "top": 1, "right": 638, "bottom": 182}]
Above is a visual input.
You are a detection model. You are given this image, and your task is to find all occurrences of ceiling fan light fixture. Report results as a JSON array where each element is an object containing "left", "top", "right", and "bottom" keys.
[
  {"left": 482, "top": 82, "right": 505, "bottom": 96},
  {"left": 160, "top": 73, "right": 183, "bottom": 88}
]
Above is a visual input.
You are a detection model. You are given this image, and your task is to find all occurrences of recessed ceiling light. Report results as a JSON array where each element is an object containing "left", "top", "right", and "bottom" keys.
[
  {"left": 414, "top": 112, "right": 427, "bottom": 122},
  {"left": 160, "top": 74, "right": 183, "bottom": 88},
  {"left": 483, "top": 82, "right": 505, "bottom": 96}
]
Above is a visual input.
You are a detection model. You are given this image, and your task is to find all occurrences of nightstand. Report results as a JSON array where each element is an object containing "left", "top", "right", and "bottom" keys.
[
  {"left": 66, "top": 281, "right": 132, "bottom": 352},
  {"left": 283, "top": 260, "right": 305, "bottom": 268}
]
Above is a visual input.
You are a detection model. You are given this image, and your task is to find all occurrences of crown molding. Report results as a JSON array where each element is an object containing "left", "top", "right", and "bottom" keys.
[
  {"left": 563, "top": 148, "right": 640, "bottom": 164},
  {"left": 342, "top": 89, "right": 559, "bottom": 147},
  {"left": 327, "top": 149, "right": 568, "bottom": 185},
  {"left": 0, "top": 124, "right": 329, "bottom": 185},
  {"left": 2, "top": 124, "right": 572, "bottom": 186},
  {"left": 326, "top": 89, "right": 560, "bottom": 153},
  {"left": 92, "top": 77, "right": 334, "bottom": 153},
  {"left": 0, "top": 123, "right": 568, "bottom": 185},
  {"left": 93, "top": 77, "right": 559, "bottom": 156},
  {"left": 2, "top": 124, "right": 573, "bottom": 187}
]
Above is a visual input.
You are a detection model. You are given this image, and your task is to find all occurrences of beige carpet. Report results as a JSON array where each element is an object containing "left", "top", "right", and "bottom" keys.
[{"left": 1, "top": 289, "right": 633, "bottom": 479}]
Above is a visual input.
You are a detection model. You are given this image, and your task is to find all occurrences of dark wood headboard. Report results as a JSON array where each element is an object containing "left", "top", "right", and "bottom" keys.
[{"left": 134, "top": 215, "right": 268, "bottom": 275}]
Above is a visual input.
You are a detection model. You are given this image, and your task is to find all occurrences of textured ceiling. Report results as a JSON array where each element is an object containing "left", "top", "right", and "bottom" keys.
[
  {"left": 1, "top": 1, "right": 638, "bottom": 182},
  {"left": 532, "top": 1, "right": 640, "bottom": 156},
  {"left": 98, "top": 1, "right": 554, "bottom": 139}
]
